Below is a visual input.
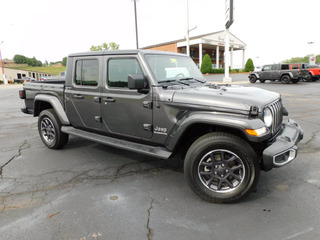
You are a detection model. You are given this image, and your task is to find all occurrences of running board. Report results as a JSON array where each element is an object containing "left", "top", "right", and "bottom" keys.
[{"left": 61, "top": 126, "right": 172, "bottom": 159}]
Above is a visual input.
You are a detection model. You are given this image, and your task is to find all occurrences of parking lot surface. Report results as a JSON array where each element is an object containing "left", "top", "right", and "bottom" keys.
[{"left": 1, "top": 76, "right": 320, "bottom": 240}]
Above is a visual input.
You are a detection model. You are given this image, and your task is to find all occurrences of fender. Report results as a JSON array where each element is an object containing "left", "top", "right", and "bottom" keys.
[
  {"left": 165, "top": 111, "right": 269, "bottom": 150},
  {"left": 34, "top": 94, "right": 70, "bottom": 125},
  {"left": 281, "top": 72, "right": 294, "bottom": 79},
  {"left": 251, "top": 72, "right": 260, "bottom": 79}
]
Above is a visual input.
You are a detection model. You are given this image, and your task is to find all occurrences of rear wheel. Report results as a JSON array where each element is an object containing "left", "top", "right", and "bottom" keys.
[
  {"left": 184, "top": 132, "right": 260, "bottom": 203},
  {"left": 281, "top": 75, "right": 291, "bottom": 84},
  {"left": 38, "top": 109, "right": 69, "bottom": 149}
]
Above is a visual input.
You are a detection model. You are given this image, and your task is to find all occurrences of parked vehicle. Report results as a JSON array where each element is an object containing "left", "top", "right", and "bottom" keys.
[
  {"left": 19, "top": 50, "right": 303, "bottom": 203},
  {"left": 14, "top": 77, "right": 36, "bottom": 83},
  {"left": 307, "top": 64, "right": 320, "bottom": 81},
  {"left": 249, "top": 63, "right": 308, "bottom": 84}
]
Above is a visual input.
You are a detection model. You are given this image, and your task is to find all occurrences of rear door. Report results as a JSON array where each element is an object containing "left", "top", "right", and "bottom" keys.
[
  {"left": 65, "top": 57, "right": 102, "bottom": 130},
  {"left": 100, "top": 56, "right": 153, "bottom": 139}
]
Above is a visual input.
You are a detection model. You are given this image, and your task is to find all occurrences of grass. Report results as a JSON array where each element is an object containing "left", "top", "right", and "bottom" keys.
[{"left": 7, "top": 66, "right": 66, "bottom": 76}]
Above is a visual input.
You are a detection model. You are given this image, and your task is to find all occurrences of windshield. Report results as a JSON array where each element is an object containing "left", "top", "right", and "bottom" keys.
[{"left": 144, "top": 54, "right": 205, "bottom": 83}]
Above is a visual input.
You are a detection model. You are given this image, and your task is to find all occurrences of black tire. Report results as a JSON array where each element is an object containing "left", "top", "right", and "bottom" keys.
[
  {"left": 260, "top": 79, "right": 266, "bottom": 83},
  {"left": 281, "top": 75, "right": 291, "bottom": 84},
  {"left": 308, "top": 73, "right": 313, "bottom": 82},
  {"left": 38, "top": 109, "right": 69, "bottom": 149},
  {"left": 249, "top": 75, "right": 257, "bottom": 83},
  {"left": 184, "top": 132, "right": 260, "bottom": 203},
  {"left": 291, "top": 79, "right": 299, "bottom": 84}
]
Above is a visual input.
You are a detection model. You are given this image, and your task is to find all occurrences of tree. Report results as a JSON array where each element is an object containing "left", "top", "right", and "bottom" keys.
[
  {"left": 13, "top": 54, "right": 27, "bottom": 64},
  {"left": 62, "top": 57, "right": 67, "bottom": 67},
  {"left": 244, "top": 58, "right": 254, "bottom": 72},
  {"left": 90, "top": 42, "right": 120, "bottom": 51},
  {"left": 200, "top": 54, "right": 212, "bottom": 74}
]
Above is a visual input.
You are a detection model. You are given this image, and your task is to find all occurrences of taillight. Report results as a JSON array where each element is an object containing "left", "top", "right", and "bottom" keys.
[{"left": 19, "top": 90, "right": 26, "bottom": 99}]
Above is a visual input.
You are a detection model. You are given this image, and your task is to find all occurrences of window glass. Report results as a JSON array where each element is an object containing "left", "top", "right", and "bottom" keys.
[
  {"left": 145, "top": 54, "right": 205, "bottom": 83},
  {"left": 291, "top": 64, "right": 298, "bottom": 69},
  {"left": 281, "top": 64, "right": 289, "bottom": 70},
  {"left": 271, "top": 65, "right": 278, "bottom": 70},
  {"left": 108, "top": 58, "right": 142, "bottom": 88},
  {"left": 75, "top": 59, "right": 99, "bottom": 86},
  {"left": 263, "top": 66, "right": 270, "bottom": 71}
]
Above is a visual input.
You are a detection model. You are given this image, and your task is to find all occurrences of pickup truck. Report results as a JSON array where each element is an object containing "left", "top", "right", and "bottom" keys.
[
  {"left": 249, "top": 63, "right": 308, "bottom": 84},
  {"left": 19, "top": 50, "right": 303, "bottom": 203}
]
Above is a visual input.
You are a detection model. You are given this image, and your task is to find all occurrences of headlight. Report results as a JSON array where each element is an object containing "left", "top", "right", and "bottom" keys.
[{"left": 263, "top": 108, "right": 273, "bottom": 127}]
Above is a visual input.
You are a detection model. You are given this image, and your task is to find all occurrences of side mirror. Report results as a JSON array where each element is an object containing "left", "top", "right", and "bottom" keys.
[{"left": 128, "top": 74, "right": 147, "bottom": 90}]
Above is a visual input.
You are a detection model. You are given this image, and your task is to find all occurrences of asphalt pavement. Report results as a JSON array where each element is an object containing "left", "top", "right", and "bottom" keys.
[{"left": 1, "top": 77, "right": 320, "bottom": 240}]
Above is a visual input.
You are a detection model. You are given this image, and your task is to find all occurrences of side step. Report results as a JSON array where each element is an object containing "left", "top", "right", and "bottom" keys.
[{"left": 61, "top": 126, "right": 172, "bottom": 159}]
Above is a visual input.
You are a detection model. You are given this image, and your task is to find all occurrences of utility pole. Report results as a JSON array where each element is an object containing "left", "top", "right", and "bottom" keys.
[
  {"left": 223, "top": 0, "right": 234, "bottom": 83},
  {"left": 133, "top": 0, "right": 139, "bottom": 49},
  {"left": 186, "top": 0, "right": 190, "bottom": 56}
]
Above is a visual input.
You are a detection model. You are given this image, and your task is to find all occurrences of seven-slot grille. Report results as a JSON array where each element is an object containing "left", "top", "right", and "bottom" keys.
[{"left": 268, "top": 99, "right": 283, "bottom": 134}]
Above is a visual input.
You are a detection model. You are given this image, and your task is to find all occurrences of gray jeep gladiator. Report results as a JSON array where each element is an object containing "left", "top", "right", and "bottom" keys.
[
  {"left": 249, "top": 63, "right": 308, "bottom": 84},
  {"left": 19, "top": 50, "right": 303, "bottom": 203}
]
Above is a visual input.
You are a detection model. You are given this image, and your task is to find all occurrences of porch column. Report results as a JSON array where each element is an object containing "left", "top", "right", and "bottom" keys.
[
  {"left": 242, "top": 49, "right": 246, "bottom": 69},
  {"left": 199, "top": 43, "right": 203, "bottom": 68},
  {"left": 230, "top": 47, "right": 234, "bottom": 69},
  {"left": 216, "top": 46, "right": 219, "bottom": 69}
]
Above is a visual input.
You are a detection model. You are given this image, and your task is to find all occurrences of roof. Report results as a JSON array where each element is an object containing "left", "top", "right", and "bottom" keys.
[
  {"left": 68, "top": 49, "right": 188, "bottom": 57},
  {"left": 142, "top": 30, "right": 246, "bottom": 49}
]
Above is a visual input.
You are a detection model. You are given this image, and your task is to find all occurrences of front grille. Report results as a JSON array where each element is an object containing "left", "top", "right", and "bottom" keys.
[{"left": 268, "top": 99, "right": 283, "bottom": 134}]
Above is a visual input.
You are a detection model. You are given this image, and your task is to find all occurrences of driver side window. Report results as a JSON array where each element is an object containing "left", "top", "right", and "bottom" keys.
[{"left": 108, "top": 58, "right": 142, "bottom": 88}]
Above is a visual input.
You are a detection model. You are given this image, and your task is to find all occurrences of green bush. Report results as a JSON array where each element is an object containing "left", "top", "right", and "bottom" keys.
[
  {"left": 200, "top": 54, "right": 212, "bottom": 74},
  {"left": 244, "top": 58, "right": 254, "bottom": 72}
]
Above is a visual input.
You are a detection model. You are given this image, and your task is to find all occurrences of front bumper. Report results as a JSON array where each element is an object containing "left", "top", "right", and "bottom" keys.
[{"left": 262, "top": 119, "right": 303, "bottom": 171}]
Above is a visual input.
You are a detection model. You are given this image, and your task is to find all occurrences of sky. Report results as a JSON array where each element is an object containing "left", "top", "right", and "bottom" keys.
[{"left": 1, "top": 0, "right": 320, "bottom": 68}]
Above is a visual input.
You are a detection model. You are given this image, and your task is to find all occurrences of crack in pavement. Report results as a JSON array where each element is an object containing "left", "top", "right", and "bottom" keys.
[
  {"left": 147, "top": 193, "right": 154, "bottom": 240},
  {"left": 0, "top": 140, "right": 30, "bottom": 178},
  {"left": 0, "top": 159, "right": 177, "bottom": 212}
]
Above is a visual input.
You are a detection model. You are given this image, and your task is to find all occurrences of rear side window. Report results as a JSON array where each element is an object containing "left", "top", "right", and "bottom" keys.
[
  {"left": 291, "top": 64, "right": 299, "bottom": 70},
  {"left": 108, "top": 58, "right": 142, "bottom": 88},
  {"left": 281, "top": 64, "right": 289, "bottom": 70},
  {"left": 75, "top": 59, "right": 99, "bottom": 86}
]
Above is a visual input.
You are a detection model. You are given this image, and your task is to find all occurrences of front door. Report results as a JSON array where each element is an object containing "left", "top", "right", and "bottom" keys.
[{"left": 101, "top": 57, "right": 153, "bottom": 139}]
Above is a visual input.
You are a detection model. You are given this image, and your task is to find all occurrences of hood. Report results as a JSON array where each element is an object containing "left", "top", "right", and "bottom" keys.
[{"left": 171, "top": 84, "right": 280, "bottom": 112}]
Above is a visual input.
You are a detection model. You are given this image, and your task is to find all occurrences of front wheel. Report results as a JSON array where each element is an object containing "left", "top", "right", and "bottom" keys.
[
  {"left": 249, "top": 75, "right": 257, "bottom": 83},
  {"left": 38, "top": 109, "right": 69, "bottom": 149},
  {"left": 184, "top": 133, "right": 260, "bottom": 203}
]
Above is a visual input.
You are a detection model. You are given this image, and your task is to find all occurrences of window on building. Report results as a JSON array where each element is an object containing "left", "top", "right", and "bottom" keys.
[
  {"left": 108, "top": 58, "right": 142, "bottom": 88},
  {"left": 75, "top": 59, "right": 99, "bottom": 86},
  {"left": 191, "top": 49, "right": 195, "bottom": 58},
  {"left": 211, "top": 51, "right": 215, "bottom": 59}
]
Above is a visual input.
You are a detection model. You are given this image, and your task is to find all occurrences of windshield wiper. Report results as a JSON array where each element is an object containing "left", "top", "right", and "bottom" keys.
[
  {"left": 159, "top": 79, "right": 190, "bottom": 86},
  {"left": 178, "top": 77, "right": 206, "bottom": 83}
]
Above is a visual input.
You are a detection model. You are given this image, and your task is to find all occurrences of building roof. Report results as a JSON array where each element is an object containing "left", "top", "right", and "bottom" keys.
[{"left": 142, "top": 30, "right": 246, "bottom": 50}]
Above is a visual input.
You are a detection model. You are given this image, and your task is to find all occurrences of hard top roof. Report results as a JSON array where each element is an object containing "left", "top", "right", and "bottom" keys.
[{"left": 68, "top": 49, "right": 187, "bottom": 58}]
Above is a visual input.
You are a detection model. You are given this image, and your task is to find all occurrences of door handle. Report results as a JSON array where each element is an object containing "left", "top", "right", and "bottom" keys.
[
  {"left": 103, "top": 97, "right": 116, "bottom": 103},
  {"left": 73, "top": 94, "right": 84, "bottom": 99}
]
